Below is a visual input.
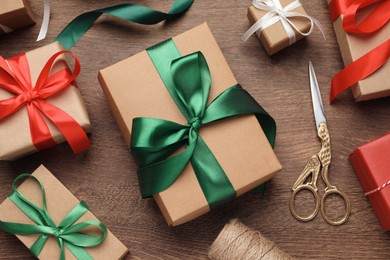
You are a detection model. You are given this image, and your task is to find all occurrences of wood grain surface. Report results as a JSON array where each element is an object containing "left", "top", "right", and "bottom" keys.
[{"left": 0, "top": 0, "right": 389, "bottom": 259}]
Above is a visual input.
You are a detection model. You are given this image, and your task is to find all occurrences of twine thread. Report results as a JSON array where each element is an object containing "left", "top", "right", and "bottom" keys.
[
  {"left": 209, "top": 219, "right": 293, "bottom": 260},
  {"left": 365, "top": 180, "right": 390, "bottom": 196}
]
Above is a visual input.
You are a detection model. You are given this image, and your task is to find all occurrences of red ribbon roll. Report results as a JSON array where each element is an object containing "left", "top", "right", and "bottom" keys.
[
  {"left": 329, "top": 0, "right": 390, "bottom": 103},
  {"left": 0, "top": 50, "right": 91, "bottom": 154}
]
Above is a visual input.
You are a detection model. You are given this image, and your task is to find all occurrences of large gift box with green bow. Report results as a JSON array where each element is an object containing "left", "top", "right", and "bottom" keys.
[
  {"left": 0, "top": 165, "right": 128, "bottom": 259},
  {"left": 99, "top": 23, "right": 282, "bottom": 226}
]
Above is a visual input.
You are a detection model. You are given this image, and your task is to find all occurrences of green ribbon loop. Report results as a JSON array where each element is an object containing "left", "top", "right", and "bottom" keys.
[
  {"left": 0, "top": 174, "right": 108, "bottom": 260},
  {"left": 55, "top": 0, "right": 194, "bottom": 50},
  {"left": 131, "top": 45, "right": 276, "bottom": 209}
]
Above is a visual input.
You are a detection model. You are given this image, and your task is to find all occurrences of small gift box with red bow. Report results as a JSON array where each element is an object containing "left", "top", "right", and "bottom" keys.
[
  {"left": 350, "top": 133, "right": 390, "bottom": 230},
  {"left": 0, "top": 42, "right": 91, "bottom": 160},
  {"left": 328, "top": 0, "right": 390, "bottom": 102},
  {"left": 0, "top": 0, "right": 35, "bottom": 35},
  {"left": 0, "top": 165, "right": 129, "bottom": 259},
  {"left": 243, "top": 0, "right": 320, "bottom": 55}
]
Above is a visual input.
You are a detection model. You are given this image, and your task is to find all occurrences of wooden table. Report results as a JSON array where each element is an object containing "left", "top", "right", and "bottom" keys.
[{"left": 1, "top": 0, "right": 389, "bottom": 259}]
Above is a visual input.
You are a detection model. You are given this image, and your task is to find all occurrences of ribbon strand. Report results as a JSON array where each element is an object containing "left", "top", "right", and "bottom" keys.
[
  {"left": 37, "top": 0, "right": 51, "bottom": 41},
  {"left": 365, "top": 179, "right": 390, "bottom": 196},
  {"left": 330, "top": 39, "right": 390, "bottom": 103},
  {"left": 329, "top": 0, "right": 390, "bottom": 34},
  {"left": 0, "top": 24, "right": 13, "bottom": 34},
  {"left": 242, "top": 0, "right": 325, "bottom": 44},
  {"left": 329, "top": 0, "right": 390, "bottom": 103},
  {"left": 55, "top": 0, "right": 193, "bottom": 50},
  {"left": 0, "top": 174, "right": 108, "bottom": 260}
]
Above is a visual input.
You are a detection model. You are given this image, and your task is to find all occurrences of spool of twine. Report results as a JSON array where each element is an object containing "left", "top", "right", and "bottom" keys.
[{"left": 208, "top": 219, "right": 293, "bottom": 260}]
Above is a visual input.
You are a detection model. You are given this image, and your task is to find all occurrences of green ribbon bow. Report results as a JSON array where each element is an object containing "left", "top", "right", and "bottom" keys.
[
  {"left": 55, "top": 0, "right": 193, "bottom": 50},
  {"left": 131, "top": 43, "right": 276, "bottom": 209},
  {"left": 0, "top": 174, "right": 108, "bottom": 260}
]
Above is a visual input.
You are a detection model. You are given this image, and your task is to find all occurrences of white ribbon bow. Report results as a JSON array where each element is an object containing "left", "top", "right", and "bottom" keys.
[
  {"left": 0, "top": 24, "right": 13, "bottom": 34},
  {"left": 36, "top": 0, "right": 51, "bottom": 41},
  {"left": 242, "top": 0, "right": 325, "bottom": 45}
]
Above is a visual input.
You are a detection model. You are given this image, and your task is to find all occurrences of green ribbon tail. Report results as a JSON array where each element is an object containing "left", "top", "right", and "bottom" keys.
[
  {"left": 29, "top": 234, "right": 50, "bottom": 258},
  {"left": 191, "top": 136, "right": 236, "bottom": 208},
  {"left": 136, "top": 139, "right": 196, "bottom": 198},
  {"left": 64, "top": 242, "right": 93, "bottom": 260},
  {"left": 55, "top": 0, "right": 194, "bottom": 50}
]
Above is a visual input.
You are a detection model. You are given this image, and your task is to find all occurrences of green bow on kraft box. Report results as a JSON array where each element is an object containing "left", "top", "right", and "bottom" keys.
[
  {"left": 0, "top": 165, "right": 128, "bottom": 259},
  {"left": 99, "top": 23, "right": 282, "bottom": 226}
]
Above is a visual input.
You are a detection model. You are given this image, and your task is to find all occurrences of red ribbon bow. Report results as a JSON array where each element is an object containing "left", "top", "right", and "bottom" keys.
[
  {"left": 0, "top": 50, "right": 91, "bottom": 154},
  {"left": 329, "top": 0, "right": 390, "bottom": 103}
]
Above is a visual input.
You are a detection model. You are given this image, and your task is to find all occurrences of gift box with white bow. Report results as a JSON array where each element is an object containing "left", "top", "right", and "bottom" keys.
[{"left": 243, "top": 0, "right": 322, "bottom": 55}]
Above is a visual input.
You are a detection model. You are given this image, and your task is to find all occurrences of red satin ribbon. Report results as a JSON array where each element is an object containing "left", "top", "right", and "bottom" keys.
[
  {"left": 329, "top": 0, "right": 390, "bottom": 103},
  {"left": 331, "top": 39, "right": 390, "bottom": 102},
  {"left": 0, "top": 50, "right": 91, "bottom": 153}
]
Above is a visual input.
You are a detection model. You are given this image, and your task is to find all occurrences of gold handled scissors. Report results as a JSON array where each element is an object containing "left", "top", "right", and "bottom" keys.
[{"left": 289, "top": 62, "right": 350, "bottom": 226}]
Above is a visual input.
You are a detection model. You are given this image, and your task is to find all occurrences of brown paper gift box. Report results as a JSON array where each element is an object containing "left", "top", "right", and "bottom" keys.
[
  {"left": 0, "top": 165, "right": 129, "bottom": 259},
  {"left": 328, "top": 0, "right": 390, "bottom": 101},
  {"left": 0, "top": 0, "right": 35, "bottom": 34},
  {"left": 0, "top": 42, "right": 91, "bottom": 160},
  {"left": 98, "top": 23, "right": 282, "bottom": 226},
  {"left": 247, "top": 0, "right": 311, "bottom": 55}
]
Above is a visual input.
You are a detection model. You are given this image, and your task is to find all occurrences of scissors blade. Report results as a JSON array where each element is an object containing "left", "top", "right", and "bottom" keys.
[{"left": 309, "top": 61, "right": 326, "bottom": 129}]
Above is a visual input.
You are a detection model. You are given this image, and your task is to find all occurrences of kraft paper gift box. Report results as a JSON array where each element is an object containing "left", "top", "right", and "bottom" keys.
[
  {"left": 328, "top": 0, "right": 390, "bottom": 101},
  {"left": 246, "top": 0, "right": 311, "bottom": 55},
  {"left": 0, "top": 42, "right": 91, "bottom": 160},
  {"left": 0, "top": 165, "right": 129, "bottom": 259},
  {"left": 98, "top": 23, "right": 282, "bottom": 226},
  {"left": 350, "top": 134, "right": 390, "bottom": 230},
  {"left": 0, "top": 0, "right": 35, "bottom": 35}
]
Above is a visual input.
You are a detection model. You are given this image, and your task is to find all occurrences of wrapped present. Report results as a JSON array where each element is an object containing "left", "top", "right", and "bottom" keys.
[
  {"left": 0, "top": 42, "right": 91, "bottom": 160},
  {"left": 0, "top": 165, "right": 129, "bottom": 259},
  {"left": 242, "top": 0, "right": 323, "bottom": 55},
  {"left": 350, "top": 133, "right": 390, "bottom": 230},
  {"left": 328, "top": 0, "right": 390, "bottom": 102},
  {"left": 0, "top": 0, "right": 35, "bottom": 35},
  {"left": 99, "top": 23, "right": 282, "bottom": 226}
]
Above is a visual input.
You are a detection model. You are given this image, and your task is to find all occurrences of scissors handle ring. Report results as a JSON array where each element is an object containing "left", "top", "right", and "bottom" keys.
[
  {"left": 320, "top": 187, "right": 351, "bottom": 226},
  {"left": 289, "top": 184, "right": 320, "bottom": 222}
]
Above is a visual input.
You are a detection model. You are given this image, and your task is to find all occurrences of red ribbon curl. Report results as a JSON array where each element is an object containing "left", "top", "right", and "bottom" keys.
[
  {"left": 329, "top": 0, "right": 390, "bottom": 103},
  {"left": 0, "top": 50, "right": 91, "bottom": 154}
]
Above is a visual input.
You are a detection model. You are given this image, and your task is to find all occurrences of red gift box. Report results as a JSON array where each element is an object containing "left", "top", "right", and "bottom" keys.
[{"left": 350, "top": 133, "right": 390, "bottom": 230}]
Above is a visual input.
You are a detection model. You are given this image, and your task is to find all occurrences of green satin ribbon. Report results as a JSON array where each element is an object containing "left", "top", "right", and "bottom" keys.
[
  {"left": 55, "top": 0, "right": 193, "bottom": 50},
  {"left": 0, "top": 174, "right": 108, "bottom": 260},
  {"left": 131, "top": 39, "right": 276, "bottom": 209}
]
